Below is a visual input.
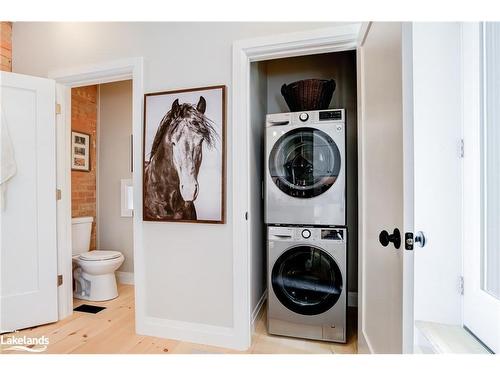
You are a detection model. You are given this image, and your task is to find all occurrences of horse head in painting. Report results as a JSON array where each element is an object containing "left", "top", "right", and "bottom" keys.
[{"left": 144, "top": 96, "right": 216, "bottom": 220}]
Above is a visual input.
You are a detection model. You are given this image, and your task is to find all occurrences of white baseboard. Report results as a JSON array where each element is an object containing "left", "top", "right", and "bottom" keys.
[
  {"left": 137, "top": 316, "right": 247, "bottom": 351},
  {"left": 116, "top": 271, "right": 134, "bottom": 285},
  {"left": 251, "top": 290, "right": 267, "bottom": 332},
  {"left": 357, "top": 330, "right": 373, "bottom": 354},
  {"left": 348, "top": 292, "right": 358, "bottom": 307}
]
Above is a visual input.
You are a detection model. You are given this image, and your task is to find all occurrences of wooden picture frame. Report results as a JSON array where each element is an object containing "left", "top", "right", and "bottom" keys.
[
  {"left": 143, "top": 85, "right": 226, "bottom": 224},
  {"left": 71, "top": 131, "right": 91, "bottom": 172}
]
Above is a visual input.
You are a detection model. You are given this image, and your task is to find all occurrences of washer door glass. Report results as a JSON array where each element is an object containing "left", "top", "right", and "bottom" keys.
[
  {"left": 269, "top": 127, "right": 341, "bottom": 198},
  {"left": 271, "top": 245, "right": 343, "bottom": 316}
]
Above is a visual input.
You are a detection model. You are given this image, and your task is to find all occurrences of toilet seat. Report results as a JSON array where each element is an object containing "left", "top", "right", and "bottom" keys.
[{"left": 78, "top": 250, "right": 122, "bottom": 261}]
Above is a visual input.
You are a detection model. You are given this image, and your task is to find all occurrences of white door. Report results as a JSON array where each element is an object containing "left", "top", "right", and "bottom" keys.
[
  {"left": 357, "top": 22, "right": 414, "bottom": 354},
  {"left": 360, "top": 22, "right": 482, "bottom": 354},
  {"left": 412, "top": 23, "right": 464, "bottom": 326},
  {"left": 463, "top": 22, "right": 500, "bottom": 354},
  {"left": 0, "top": 71, "right": 58, "bottom": 332}
]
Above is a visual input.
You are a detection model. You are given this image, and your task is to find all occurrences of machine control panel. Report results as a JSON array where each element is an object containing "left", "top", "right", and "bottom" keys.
[
  {"left": 268, "top": 226, "right": 346, "bottom": 243},
  {"left": 266, "top": 109, "right": 344, "bottom": 127},
  {"left": 319, "top": 110, "right": 343, "bottom": 121},
  {"left": 321, "top": 229, "right": 344, "bottom": 241}
]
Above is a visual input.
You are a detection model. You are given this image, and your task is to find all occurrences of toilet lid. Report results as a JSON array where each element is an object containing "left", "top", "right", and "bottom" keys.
[{"left": 79, "top": 250, "right": 122, "bottom": 261}]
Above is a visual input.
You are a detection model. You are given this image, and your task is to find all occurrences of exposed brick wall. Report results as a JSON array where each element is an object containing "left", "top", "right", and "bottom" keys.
[
  {"left": 0, "top": 22, "right": 12, "bottom": 72},
  {"left": 71, "top": 85, "right": 98, "bottom": 250}
]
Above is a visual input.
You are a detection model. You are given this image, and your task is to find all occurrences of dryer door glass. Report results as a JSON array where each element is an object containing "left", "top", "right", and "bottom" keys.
[
  {"left": 271, "top": 245, "right": 343, "bottom": 315},
  {"left": 269, "top": 127, "right": 341, "bottom": 198}
]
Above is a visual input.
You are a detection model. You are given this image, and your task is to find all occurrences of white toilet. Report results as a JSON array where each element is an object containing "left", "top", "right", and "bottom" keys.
[{"left": 72, "top": 216, "right": 124, "bottom": 301}]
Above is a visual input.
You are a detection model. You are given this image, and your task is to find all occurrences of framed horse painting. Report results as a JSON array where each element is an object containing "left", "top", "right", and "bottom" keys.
[{"left": 143, "top": 85, "right": 226, "bottom": 223}]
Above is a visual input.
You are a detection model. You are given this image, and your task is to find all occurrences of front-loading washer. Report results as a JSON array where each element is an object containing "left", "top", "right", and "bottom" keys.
[
  {"left": 265, "top": 109, "right": 346, "bottom": 226},
  {"left": 267, "top": 225, "right": 347, "bottom": 343}
]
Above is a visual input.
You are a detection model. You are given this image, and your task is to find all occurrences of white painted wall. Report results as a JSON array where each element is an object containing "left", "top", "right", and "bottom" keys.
[
  {"left": 97, "top": 80, "right": 134, "bottom": 273},
  {"left": 12, "top": 22, "right": 335, "bottom": 332},
  {"left": 264, "top": 52, "right": 358, "bottom": 293},
  {"left": 249, "top": 62, "right": 267, "bottom": 319}
]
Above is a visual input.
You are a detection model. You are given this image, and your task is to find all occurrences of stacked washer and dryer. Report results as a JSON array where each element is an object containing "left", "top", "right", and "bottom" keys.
[{"left": 265, "top": 109, "right": 348, "bottom": 343}]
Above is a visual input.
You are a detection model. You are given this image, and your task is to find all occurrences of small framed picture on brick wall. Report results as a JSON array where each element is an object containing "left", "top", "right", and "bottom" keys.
[{"left": 71, "top": 131, "right": 91, "bottom": 172}]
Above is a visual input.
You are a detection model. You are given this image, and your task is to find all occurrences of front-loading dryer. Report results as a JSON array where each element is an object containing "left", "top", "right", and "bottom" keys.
[
  {"left": 267, "top": 226, "right": 347, "bottom": 343},
  {"left": 265, "top": 109, "right": 346, "bottom": 226}
]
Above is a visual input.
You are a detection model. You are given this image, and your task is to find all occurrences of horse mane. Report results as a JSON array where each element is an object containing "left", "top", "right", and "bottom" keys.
[{"left": 149, "top": 102, "right": 217, "bottom": 161}]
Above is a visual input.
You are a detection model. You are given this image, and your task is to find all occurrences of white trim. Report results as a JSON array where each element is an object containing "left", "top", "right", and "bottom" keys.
[
  {"left": 140, "top": 316, "right": 238, "bottom": 350},
  {"left": 55, "top": 83, "right": 73, "bottom": 320},
  {"left": 357, "top": 22, "right": 372, "bottom": 46},
  {"left": 462, "top": 22, "right": 500, "bottom": 354},
  {"left": 357, "top": 331, "right": 372, "bottom": 354},
  {"left": 50, "top": 58, "right": 144, "bottom": 336},
  {"left": 347, "top": 292, "right": 358, "bottom": 307},
  {"left": 116, "top": 271, "right": 134, "bottom": 285},
  {"left": 96, "top": 85, "right": 101, "bottom": 249},
  {"left": 49, "top": 58, "right": 139, "bottom": 87},
  {"left": 234, "top": 24, "right": 361, "bottom": 62},
  {"left": 251, "top": 291, "right": 267, "bottom": 332},
  {"left": 232, "top": 23, "right": 364, "bottom": 351},
  {"left": 401, "top": 21, "right": 416, "bottom": 354},
  {"left": 356, "top": 29, "right": 372, "bottom": 355}
]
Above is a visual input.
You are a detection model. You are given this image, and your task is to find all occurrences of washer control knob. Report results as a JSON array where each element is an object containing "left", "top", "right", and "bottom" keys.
[
  {"left": 302, "top": 229, "right": 311, "bottom": 239},
  {"left": 299, "top": 113, "right": 309, "bottom": 122}
]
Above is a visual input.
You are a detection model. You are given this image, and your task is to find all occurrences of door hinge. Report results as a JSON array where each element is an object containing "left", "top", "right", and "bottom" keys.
[
  {"left": 56, "top": 189, "right": 62, "bottom": 200},
  {"left": 459, "top": 276, "right": 464, "bottom": 295},
  {"left": 56, "top": 103, "right": 62, "bottom": 115},
  {"left": 57, "top": 274, "right": 63, "bottom": 287},
  {"left": 460, "top": 139, "right": 464, "bottom": 158},
  {"left": 405, "top": 232, "right": 414, "bottom": 250}
]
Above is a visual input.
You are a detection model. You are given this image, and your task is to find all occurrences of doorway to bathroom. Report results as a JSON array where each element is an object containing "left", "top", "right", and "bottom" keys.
[
  {"left": 51, "top": 58, "right": 143, "bottom": 322},
  {"left": 70, "top": 81, "right": 134, "bottom": 302}
]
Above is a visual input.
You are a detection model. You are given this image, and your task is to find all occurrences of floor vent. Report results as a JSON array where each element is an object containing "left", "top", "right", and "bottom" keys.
[{"left": 73, "top": 304, "right": 106, "bottom": 314}]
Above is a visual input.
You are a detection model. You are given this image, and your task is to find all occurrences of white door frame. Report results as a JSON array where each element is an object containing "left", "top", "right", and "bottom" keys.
[
  {"left": 232, "top": 23, "right": 364, "bottom": 349},
  {"left": 462, "top": 22, "right": 500, "bottom": 353},
  {"left": 48, "top": 58, "right": 144, "bottom": 320}
]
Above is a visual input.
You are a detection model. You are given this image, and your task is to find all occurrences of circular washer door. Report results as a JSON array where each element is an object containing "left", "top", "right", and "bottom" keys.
[
  {"left": 269, "top": 127, "right": 341, "bottom": 198},
  {"left": 271, "top": 245, "right": 343, "bottom": 316}
]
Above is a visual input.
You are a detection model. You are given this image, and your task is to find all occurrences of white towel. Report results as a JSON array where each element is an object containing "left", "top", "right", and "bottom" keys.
[{"left": 0, "top": 108, "right": 17, "bottom": 210}]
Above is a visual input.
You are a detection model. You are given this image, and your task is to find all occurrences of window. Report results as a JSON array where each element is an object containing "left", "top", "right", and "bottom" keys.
[
  {"left": 482, "top": 22, "right": 500, "bottom": 300},
  {"left": 463, "top": 22, "right": 500, "bottom": 354}
]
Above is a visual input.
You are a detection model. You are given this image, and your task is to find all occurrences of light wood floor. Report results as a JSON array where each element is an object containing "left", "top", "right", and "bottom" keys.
[{"left": 1, "top": 284, "right": 357, "bottom": 354}]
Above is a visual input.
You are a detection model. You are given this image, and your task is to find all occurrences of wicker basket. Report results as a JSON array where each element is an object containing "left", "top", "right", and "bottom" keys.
[{"left": 281, "top": 79, "right": 336, "bottom": 112}]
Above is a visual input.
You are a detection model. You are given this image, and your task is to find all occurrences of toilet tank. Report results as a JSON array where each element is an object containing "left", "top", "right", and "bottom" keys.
[{"left": 72, "top": 216, "right": 93, "bottom": 255}]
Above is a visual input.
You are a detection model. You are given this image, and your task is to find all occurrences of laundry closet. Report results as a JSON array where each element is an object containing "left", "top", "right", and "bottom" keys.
[{"left": 248, "top": 51, "right": 358, "bottom": 343}]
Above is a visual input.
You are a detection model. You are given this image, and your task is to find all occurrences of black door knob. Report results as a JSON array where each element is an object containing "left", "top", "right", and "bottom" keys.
[{"left": 379, "top": 228, "right": 401, "bottom": 249}]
